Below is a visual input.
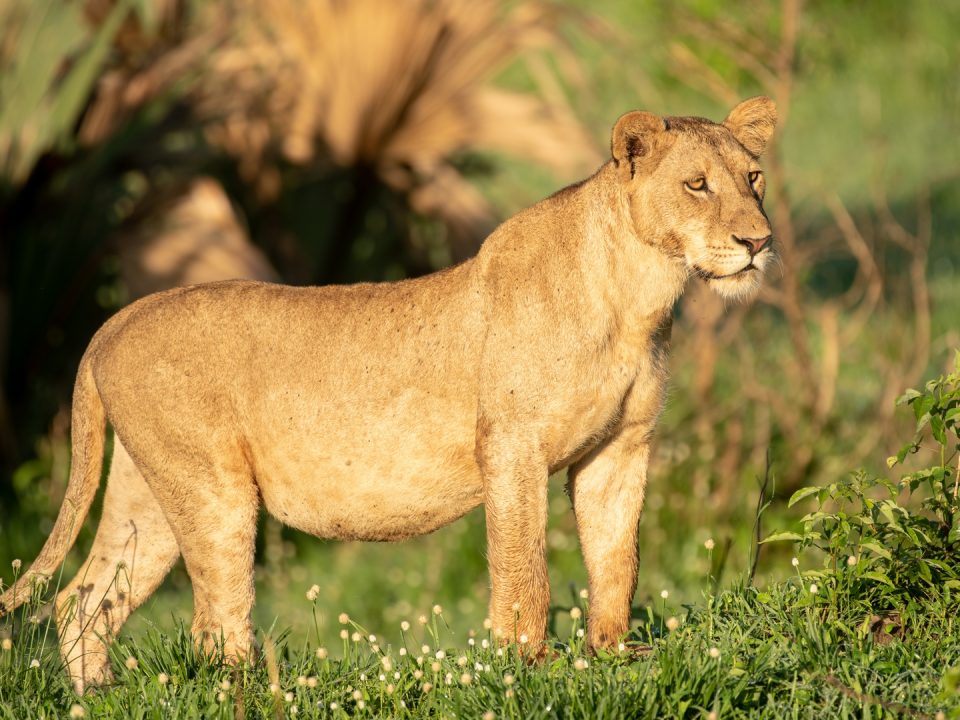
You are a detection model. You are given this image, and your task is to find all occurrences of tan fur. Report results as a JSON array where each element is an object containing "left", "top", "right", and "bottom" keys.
[{"left": 0, "top": 97, "right": 776, "bottom": 692}]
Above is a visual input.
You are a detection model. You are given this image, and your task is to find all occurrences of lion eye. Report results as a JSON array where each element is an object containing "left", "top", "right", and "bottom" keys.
[
  {"left": 748, "top": 170, "right": 762, "bottom": 184},
  {"left": 685, "top": 177, "right": 707, "bottom": 192}
]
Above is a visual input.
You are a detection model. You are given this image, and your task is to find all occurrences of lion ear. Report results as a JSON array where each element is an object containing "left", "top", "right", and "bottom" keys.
[
  {"left": 611, "top": 111, "right": 669, "bottom": 181},
  {"left": 723, "top": 96, "right": 777, "bottom": 157}
]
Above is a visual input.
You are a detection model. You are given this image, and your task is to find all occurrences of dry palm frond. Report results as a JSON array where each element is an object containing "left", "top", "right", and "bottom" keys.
[{"left": 198, "top": 0, "right": 601, "bottom": 255}]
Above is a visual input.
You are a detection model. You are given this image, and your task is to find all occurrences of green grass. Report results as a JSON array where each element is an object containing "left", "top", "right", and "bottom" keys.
[{"left": 2, "top": 564, "right": 958, "bottom": 718}]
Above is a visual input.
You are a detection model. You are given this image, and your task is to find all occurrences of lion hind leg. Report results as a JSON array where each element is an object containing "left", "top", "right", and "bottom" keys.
[{"left": 56, "top": 440, "right": 180, "bottom": 694}]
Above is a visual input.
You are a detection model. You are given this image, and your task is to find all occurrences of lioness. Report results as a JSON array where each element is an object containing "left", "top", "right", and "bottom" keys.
[{"left": 1, "top": 97, "right": 776, "bottom": 692}]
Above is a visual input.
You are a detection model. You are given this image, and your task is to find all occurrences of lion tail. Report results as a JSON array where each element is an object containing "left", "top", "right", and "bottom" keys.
[{"left": 0, "top": 351, "right": 106, "bottom": 615}]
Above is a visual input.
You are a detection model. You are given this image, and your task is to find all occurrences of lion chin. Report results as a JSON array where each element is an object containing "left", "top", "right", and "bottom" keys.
[{"left": 705, "top": 268, "right": 765, "bottom": 301}]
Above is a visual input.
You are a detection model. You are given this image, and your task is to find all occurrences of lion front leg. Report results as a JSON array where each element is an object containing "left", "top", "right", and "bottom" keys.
[
  {"left": 568, "top": 432, "right": 651, "bottom": 649},
  {"left": 478, "top": 433, "right": 550, "bottom": 653}
]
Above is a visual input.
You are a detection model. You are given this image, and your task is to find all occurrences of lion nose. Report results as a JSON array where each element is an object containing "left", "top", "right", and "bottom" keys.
[{"left": 733, "top": 234, "right": 772, "bottom": 256}]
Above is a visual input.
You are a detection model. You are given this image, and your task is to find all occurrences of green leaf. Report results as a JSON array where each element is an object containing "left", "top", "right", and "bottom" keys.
[
  {"left": 788, "top": 486, "right": 822, "bottom": 508},
  {"left": 858, "top": 541, "right": 892, "bottom": 560},
  {"left": 896, "top": 388, "right": 922, "bottom": 405},
  {"left": 862, "top": 571, "right": 895, "bottom": 587},
  {"left": 759, "top": 531, "right": 804, "bottom": 544}
]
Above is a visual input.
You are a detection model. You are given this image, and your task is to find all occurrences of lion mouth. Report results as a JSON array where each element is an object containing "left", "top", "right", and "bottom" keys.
[{"left": 694, "top": 262, "right": 756, "bottom": 281}]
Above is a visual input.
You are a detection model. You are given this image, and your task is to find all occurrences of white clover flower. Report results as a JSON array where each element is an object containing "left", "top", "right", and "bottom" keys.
[
  {"left": 307, "top": 676, "right": 318, "bottom": 688},
  {"left": 618, "top": 642, "right": 625, "bottom": 653},
  {"left": 11, "top": 559, "right": 21, "bottom": 571},
  {"left": 414, "top": 669, "right": 423, "bottom": 680},
  {"left": 421, "top": 682, "right": 433, "bottom": 693},
  {"left": 340, "top": 629, "right": 349, "bottom": 640},
  {"left": 381, "top": 656, "right": 393, "bottom": 671},
  {"left": 330, "top": 702, "right": 339, "bottom": 710},
  {"left": 316, "top": 646, "right": 328, "bottom": 659},
  {"left": 1, "top": 639, "right": 11, "bottom": 651},
  {"left": 284, "top": 692, "right": 294, "bottom": 703},
  {"left": 444, "top": 673, "right": 453, "bottom": 686},
  {"left": 431, "top": 661, "right": 441, "bottom": 673},
  {"left": 660, "top": 590, "right": 669, "bottom": 600},
  {"left": 573, "top": 658, "right": 589, "bottom": 671},
  {"left": 418, "top": 615, "right": 429, "bottom": 625},
  {"left": 506, "top": 688, "right": 515, "bottom": 699},
  {"left": 809, "top": 583, "right": 819, "bottom": 594},
  {"left": 387, "top": 683, "right": 395, "bottom": 694},
  {"left": 352, "top": 689, "right": 362, "bottom": 701},
  {"left": 371, "top": 644, "right": 379, "bottom": 653},
  {"left": 483, "top": 711, "right": 496, "bottom": 720},
  {"left": 268, "top": 682, "right": 279, "bottom": 694},
  {"left": 666, "top": 616, "right": 680, "bottom": 632},
  {"left": 791, "top": 557, "right": 799, "bottom": 568},
  {"left": 460, "top": 672, "right": 473, "bottom": 685},
  {"left": 368, "top": 634, "right": 377, "bottom": 643},
  {"left": 125, "top": 656, "right": 138, "bottom": 670},
  {"left": 68, "top": 705, "right": 85, "bottom": 719},
  {"left": 432, "top": 604, "right": 443, "bottom": 615},
  {"left": 457, "top": 656, "right": 467, "bottom": 667},
  {"left": 351, "top": 632, "right": 361, "bottom": 642},
  {"left": 511, "top": 602, "right": 520, "bottom": 612},
  {"left": 306, "top": 584, "right": 320, "bottom": 602},
  {"left": 496, "top": 648, "right": 504, "bottom": 657},
  {"left": 475, "top": 662, "right": 484, "bottom": 672},
  {"left": 158, "top": 672, "right": 169, "bottom": 685},
  {"left": 519, "top": 634, "right": 528, "bottom": 644},
  {"left": 576, "top": 628, "right": 584, "bottom": 638},
  {"left": 216, "top": 691, "right": 226, "bottom": 703},
  {"left": 468, "top": 638, "right": 475, "bottom": 647},
  {"left": 579, "top": 589, "right": 589, "bottom": 599},
  {"left": 400, "top": 620, "right": 410, "bottom": 632},
  {"left": 421, "top": 644, "right": 431, "bottom": 654},
  {"left": 847, "top": 555, "right": 858, "bottom": 566},
  {"left": 708, "top": 647, "right": 721, "bottom": 659},
  {"left": 399, "top": 648, "right": 407, "bottom": 656},
  {"left": 357, "top": 701, "right": 365, "bottom": 710},
  {"left": 503, "top": 673, "right": 515, "bottom": 686},
  {"left": 290, "top": 707, "right": 298, "bottom": 716},
  {"left": 435, "top": 650, "right": 446, "bottom": 660},
  {"left": 393, "top": 672, "right": 400, "bottom": 680},
  {"left": 338, "top": 613, "right": 350, "bottom": 624},
  {"left": 296, "top": 675, "right": 307, "bottom": 687},
  {"left": 570, "top": 607, "right": 582, "bottom": 620},
  {"left": 483, "top": 618, "right": 493, "bottom": 630},
  {"left": 704, "top": 538, "right": 715, "bottom": 550},
  {"left": 378, "top": 674, "right": 386, "bottom": 682}
]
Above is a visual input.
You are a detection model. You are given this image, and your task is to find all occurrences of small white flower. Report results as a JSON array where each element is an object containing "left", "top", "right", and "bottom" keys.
[
  {"left": 457, "top": 656, "right": 467, "bottom": 667},
  {"left": 435, "top": 650, "right": 446, "bottom": 660},
  {"left": 216, "top": 691, "right": 226, "bottom": 703},
  {"left": 379, "top": 674, "right": 386, "bottom": 682},
  {"left": 704, "top": 538, "right": 715, "bottom": 550},
  {"left": 660, "top": 590, "right": 669, "bottom": 600},
  {"left": 791, "top": 557, "right": 799, "bottom": 568},
  {"left": 666, "top": 616, "right": 680, "bottom": 632},
  {"left": 809, "top": 583, "right": 819, "bottom": 594},
  {"left": 483, "top": 618, "right": 493, "bottom": 630},
  {"left": 707, "top": 712, "right": 717, "bottom": 720},
  {"left": 157, "top": 672, "right": 169, "bottom": 685},
  {"left": 339, "top": 629, "right": 348, "bottom": 640},
  {"left": 0, "top": 639, "right": 11, "bottom": 651},
  {"left": 297, "top": 675, "right": 307, "bottom": 686},
  {"left": 27, "top": 659, "right": 39, "bottom": 671},
  {"left": 506, "top": 688, "right": 515, "bottom": 698},
  {"left": 306, "top": 584, "right": 320, "bottom": 601},
  {"left": 268, "top": 682, "right": 279, "bottom": 694},
  {"left": 579, "top": 588, "right": 589, "bottom": 599},
  {"left": 284, "top": 691, "right": 294, "bottom": 703},
  {"left": 381, "top": 656, "right": 393, "bottom": 671},
  {"left": 11, "top": 559, "right": 21, "bottom": 572},
  {"left": 330, "top": 702, "right": 339, "bottom": 710},
  {"left": 399, "top": 648, "right": 407, "bottom": 656},
  {"left": 573, "top": 657, "right": 589, "bottom": 671},
  {"left": 368, "top": 634, "right": 377, "bottom": 643},
  {"left": 511, "top": 602, "right": 520, "bottom": 612},
  {"left": 460, "top": 672, "right": 473, "bottom": 685},
  {"left": 496, "top": 648, "right": 504, "bottom": 657},
  {"left": 847, "top": 555, "right": 858, "bottom": 567},
  {"left": 316, "top": 647, "right": 328, "bottom": 659},
  {"left": 352, "top": 689, "right": 362, "bottom": 701},
  {"left": 387, "top": 683, "right": 395, "bottom": 694},
  {"left": 444, "top": 673, "right": 453, "bottom": 686},
  {"left": 307, "top": 676, "right": 318, "bottom": 688},
  {"left": 503, "top": 673, "right": 515, "bottom": 686},
  {"left": 338, "top": 612, "right": 350, "bottom": 624},
  {"left": 431, "top": 661, "right": 441, "bottom": 673},
  {"left": 468, "top": 638, "right": 475, "bottom": 646},
  {"left": 618, "top": 642, "right": 625, "bottom": 653},
  {"left": 68, "top": 704, "right": 85, "bottom": 719},
  {"left": 125, "top": 656, "right": 138, "bottom": 670},
  {"left": 475, "top": 662, "right": 484, "bottom": 671},
  {"left": 570, "top": 607, "right": 582, "bottom": 620},
  {"left": 576, "top": 628, "right": 584, "bottom": 638},
  {"left": 483, "top": 711, "right": 496, "bottom": 720},
  {"left": 290, "top": 707, "right": 298, "bottom": 716},
  {"left": 432, "top": 604, "right": 443, "bottom": 615},
  {"left": 708, "top": 647, "right": 721, "bottom": 659},
  {"left": 414, "top": 670, "right": 423, "bottom": 680},
  {"left": 418, "top": 615, "right": 429, "bottom": 625},
  {"left": 421, "top": 644, "right": 431, "bottom": 654},
  {"left": 393, "top": 672, "right": 400, "bottom": 680},
  {"left": 400, "top": 620, "right": 410, "bottom": 632},
  {"left": 481, "top": 639, "right": 490, "bottom": 649},
  {"left": 421, "top": 682, "right": 433, "bottom": 693},
  {"left": 351, "top": 632, "right": 361, "bottom": 642},
  {"left": 519, "top": 634, "right": 528, "bottom": 644}
]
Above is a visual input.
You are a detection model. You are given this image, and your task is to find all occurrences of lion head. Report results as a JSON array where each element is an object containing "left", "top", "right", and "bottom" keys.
[{"left": 611, "top": 96, "right": 778, "bottom": 300}]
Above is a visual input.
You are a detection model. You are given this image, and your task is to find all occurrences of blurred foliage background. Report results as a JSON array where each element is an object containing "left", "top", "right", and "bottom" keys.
[{"left": 0, "top": 0, "right": 957, "bottom": 648}]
